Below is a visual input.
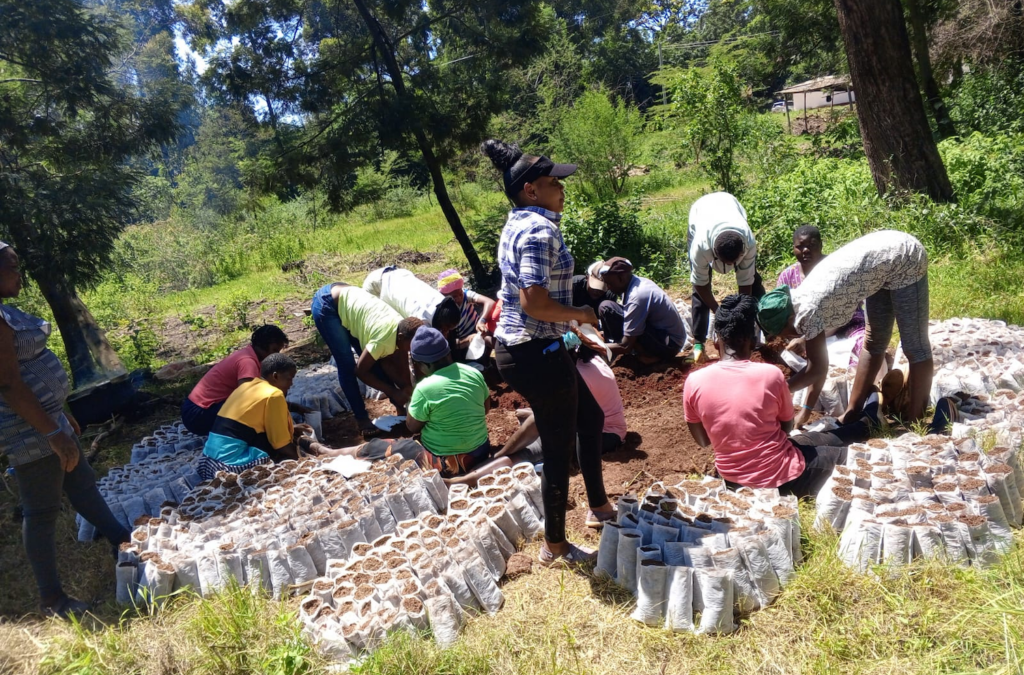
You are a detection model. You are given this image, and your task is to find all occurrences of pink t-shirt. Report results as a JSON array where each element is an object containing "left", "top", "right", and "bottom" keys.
[
  {"left": 682, "top": 360, "right": 804, "bottom": 488},
  {"left": 188, "top": 345, "right": 262, "bottom": 409},
  {"left": 577, "top": 357, "right": 627, "bottom": 441}
]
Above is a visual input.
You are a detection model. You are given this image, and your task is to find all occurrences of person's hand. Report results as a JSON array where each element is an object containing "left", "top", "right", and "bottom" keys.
[
  {"left": 786, "top": 337, "right": 807, "bottom": 357},
  {"left": 391, "top": 388, "right": 411, "bottom": 410},
  {"left": 65, "top": 413, "right": 81, "bottom": 436},
  {"left": 48, "top": 431, "right": 80, "bottom": 472},
  {"left": 293, "top": 423, "right": 314, "bottom": 440},
  {"left": 794, "top": 406, "right": 812, "bottom": 429},
  {"left": 476, "top": 320, "right": 490, "bottom": 335},
  {"left": 577, "top": 306, "right": 598, "bottom": 327}
]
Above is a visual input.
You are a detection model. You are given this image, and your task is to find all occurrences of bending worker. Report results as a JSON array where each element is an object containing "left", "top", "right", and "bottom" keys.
[
  {"left": 687, "top": 191, "right": 765, "bottom": 363},
  {"left": 364, "top": 266, "right": 461, "bottom": 338},
  {"left": 598, "top": 256, "right": 686, "bottom": 362},
  {"left": 311, "top": 282, "right": 423, "bottom": 435},
  {"left": 436, "top": 268, "right": 497, "bottom": 362},
  {"left": 757, "top": 230, "right": 933, "bottom": 428}
]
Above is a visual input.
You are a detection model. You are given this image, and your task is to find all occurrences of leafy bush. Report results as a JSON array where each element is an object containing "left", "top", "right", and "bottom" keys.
[
  {"left": 949, "top": 62, "right": 1024, "bottom": 135},
  {"left": 667, "top": 60, "right": 748, "bottom": 193},
  {"left": 560, "top": 194, "right": 681, "bottom": 282},
  {"left": 743, "top": 132, "right": 1024, "bottom": 274},
  {"left": 809, "top": 114, "right": 864, "bottom": 160},
  {"left": 553, "top": 88, "right": 645, "bottom": 200}
]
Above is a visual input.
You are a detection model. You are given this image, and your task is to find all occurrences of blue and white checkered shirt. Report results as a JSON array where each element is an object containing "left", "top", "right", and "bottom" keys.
[{"left": 495, "top": 208, "right": 574, "bottom": 346}]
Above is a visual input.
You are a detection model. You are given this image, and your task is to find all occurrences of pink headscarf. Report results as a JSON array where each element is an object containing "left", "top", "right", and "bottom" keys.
[{"left": 437, "top": 268, "right": 464, "bottom": 295}]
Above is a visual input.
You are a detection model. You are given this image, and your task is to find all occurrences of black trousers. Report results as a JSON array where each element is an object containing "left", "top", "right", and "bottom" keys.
[
  {"left": 496, "top": 337, "right": 607, "bottom": 544},
  {"left": 692, "top": 271, "right": 767, "bottom": 344}
]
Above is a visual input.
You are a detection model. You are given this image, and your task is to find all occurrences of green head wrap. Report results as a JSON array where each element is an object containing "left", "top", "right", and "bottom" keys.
[{"left": 757, "top": 286, "right": 794, "bottom": 337}]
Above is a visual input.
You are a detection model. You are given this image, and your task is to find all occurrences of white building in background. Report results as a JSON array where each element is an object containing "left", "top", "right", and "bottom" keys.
[{"left": 774, "top": 75, "right": 856, "bottom": 111}]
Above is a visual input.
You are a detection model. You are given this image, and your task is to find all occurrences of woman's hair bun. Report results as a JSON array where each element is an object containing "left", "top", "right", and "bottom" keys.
[{"left": 480, "top": 139, "right": 523, "bottom": 172}]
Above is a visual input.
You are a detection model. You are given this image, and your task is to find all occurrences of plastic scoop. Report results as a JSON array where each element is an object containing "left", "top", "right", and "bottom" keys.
[{"left": 466, "top": 334, "right": 487, "bottom": 361}]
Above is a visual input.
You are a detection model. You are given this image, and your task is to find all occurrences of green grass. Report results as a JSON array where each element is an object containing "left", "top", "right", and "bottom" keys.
[{"left": 15, "top": 507, "right": 1024, "bottom": 675}]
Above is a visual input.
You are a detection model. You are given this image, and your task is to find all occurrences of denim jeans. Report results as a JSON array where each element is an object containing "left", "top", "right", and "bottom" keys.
[
  {"left": 14, "top": 438, "right": 130, "bottom": 600},
  {"left": 311, "top": 284, "right": 399, "bottom": 421}
]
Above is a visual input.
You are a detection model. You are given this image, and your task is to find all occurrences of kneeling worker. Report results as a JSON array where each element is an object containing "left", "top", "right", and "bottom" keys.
[
  {"left": 599, "top": 257, "right": 686, "bottom": 362},
  {"left": 198, "top": 354, "right": 318, "bottom": 480},
  {"left": 683, "top": 294, "right": 878, "bottom": 498},
  {"left": 405, "top": 327, "right": 494, "bottom": 477}
]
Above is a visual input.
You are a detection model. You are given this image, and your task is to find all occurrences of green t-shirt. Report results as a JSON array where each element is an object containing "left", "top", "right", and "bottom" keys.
[
  {"left": 335, "top": 286, "right": 402, "bottom": 360},
  {"left": 408, "top": 362, "right": 489, "bottom": 455}
]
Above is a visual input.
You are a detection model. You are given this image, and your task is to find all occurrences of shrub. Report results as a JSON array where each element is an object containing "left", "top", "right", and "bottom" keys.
[
  {"left": 949, "top": 61, "right": 1024, "bottom": 135},
  {"left": 553, "top": 88, "right": 645, "bottom": 201}
]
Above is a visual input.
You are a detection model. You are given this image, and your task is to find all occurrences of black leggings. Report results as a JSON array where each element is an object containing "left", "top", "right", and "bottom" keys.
[{"left": 496, "top": 337, "right": 607, "bottom": 544}]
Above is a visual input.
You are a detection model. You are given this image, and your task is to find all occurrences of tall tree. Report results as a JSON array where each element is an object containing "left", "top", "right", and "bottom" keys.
[
  {"left": 182, "top": 0, "right": 551, "bottom": 283},
  {"left": 0, "top": 0, "right": 186, "bottom": 386},
  {"left": 832, "top": 0, "right": 954, "bottom": 201},
  {"left": 903, "top": 0, "right": 957, "bottom": 139}
]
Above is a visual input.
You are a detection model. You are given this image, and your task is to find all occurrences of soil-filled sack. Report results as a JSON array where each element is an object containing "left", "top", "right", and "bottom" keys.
[
  {"left": 631, "top": 560, "right": 670, "bottom": 626},
  {"left": 403, "top": 480, "right": 437, "bottom": 516},
  {"left": 487, "top": 502, "right": 523, "bottom": 545},
  {"left": 137, "top": 560, "right": 176, "bottom": 606},
  {"left": 461, "top": 557, "right": 504, "bottom": 614},
  {"left": 815, "top": 486, "right": 852, "bottom": 532},
  {"left": 286, "top": 544, "right": 319, "bottom": 586},
  {"left": 371, "top": 499, "right": 398, "bottom": 535},
  {"left": 972, "top": 495, "right": 1013, "bottom": 553},
  {"left": 881, "top": 523, "right": 913, "bottom": 568},
  {"left": 617, "top": 495, "right": 639, "bottom": 519},
  {"left": 616, "top": 529, "right": 643, "bottom": 595},
  {"left": 196, "top": 554, "right": 223, "bottom": 596},
  {"left": 838, "top": 519, "right": 883, "bottom": 572},
  {"left": 694, "top": 568, "right": 736, "bottom": 635},
  {"left": 508, "top": 492, "right": 544, "bottom": 540},
  {"left": 712, "top": 547, "right": 759, "bottom": 613},
  {"left": 758, "top": 529, "right": 794, "bottom": 586},
  {"left": 244, "top": 550, "right": 274, "bottom": 595},
  {"left": 77, "top": 515, "right": 96, "bottom": 543},
  {"left": 663, "top": 565, "right": 695, "bottom": 632},
  {"left": 637, "top": 517, "right": 655, "bottom": 546},
  {"left": 662, "top": 541, "right": 689, "bottom": 567},
  {"left": 737, "top": 536, "right": 780, "bottom": 606},
  {"left": 910, "top": 524, "right": 945, "bottom": 559},
  {"left": 116, "top": 562, "right": 138, "bottom": 605},
  {"left": 425, "top": 593, "right": 462, "bottom": 647},
  {"left": 442, "top": 562, "right": 482, "bottom": 614},
  {"left": 470, "top": 522, "right": 507, "bottom": 581},
  {"left": 422, "top": 470, "right": 448, "bottom": 513},
  {"left": 595, "top": 522, "right": 621, "bottom": 580},
  {"left": 385, "top": 490, "right": 415, "bottom": 523},
  {"left": 637, "top": 544, "right": 663, "bottom": 564},
  {"left": 960, "top": 515, "right": 1000, "bottom": 566},
  {"left": 933, "top": 515, "right": 969, "bottom": 565},
  {"left": 257, "top": 548, "right": 291, "bottom": 599}
]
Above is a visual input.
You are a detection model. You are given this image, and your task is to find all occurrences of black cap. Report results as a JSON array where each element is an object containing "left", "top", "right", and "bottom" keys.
[{"left": 504, "top": 155, "right": 577, "bottom": 197}]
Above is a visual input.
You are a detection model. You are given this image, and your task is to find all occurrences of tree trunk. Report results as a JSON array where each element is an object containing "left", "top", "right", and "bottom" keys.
[
  {"left": 833, "top": 0, "right": 955, "bottom": 202},
  {"left": 350, "top": 0, "right": 488, "bottom": 285},
  {"left": 32, "top": 272, "right": 126, "bottom": 388},
  {"left": 904, "top": 0, "right": 957, "bottom": 139}
]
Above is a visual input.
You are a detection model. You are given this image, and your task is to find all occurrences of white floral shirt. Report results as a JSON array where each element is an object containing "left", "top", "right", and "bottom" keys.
[{"left": 791, "top": 230, "right": 927, "bottom": 340}]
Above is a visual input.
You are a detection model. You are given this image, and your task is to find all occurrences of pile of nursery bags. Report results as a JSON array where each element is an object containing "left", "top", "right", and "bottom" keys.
[
  {"left": 77, "top": 422, "right": 206, "bottom": 542},
  {"left": 298, "top": 465, "right": 546, "bottom": 657},
  {"left": 113, "top": 450, "right": 547, "bottom": 656},
  {"left": 595, "top": 478, "right": 801, "bottom": 634},
  {"left": 814, "top": 428, "right": 1023, "bottom": 570},
  {"left": 816, "top": 317, "right": 1024, "bottom": 572}
]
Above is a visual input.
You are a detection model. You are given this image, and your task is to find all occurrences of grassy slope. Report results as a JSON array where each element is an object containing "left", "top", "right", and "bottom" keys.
[{"left": 4, "top": 176, "right": 1024, "bottom": 674}]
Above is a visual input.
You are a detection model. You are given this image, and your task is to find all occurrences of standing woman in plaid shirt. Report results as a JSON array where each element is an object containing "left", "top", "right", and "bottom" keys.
[{"left": 481, "top": 140, "right": 616, "bottom": 565}]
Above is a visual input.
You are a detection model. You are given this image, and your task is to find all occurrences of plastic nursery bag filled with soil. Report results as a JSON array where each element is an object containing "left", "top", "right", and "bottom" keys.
[
  {"left": 425, "top": 592, "right": 462, "bottom": 647},
  {"left": 711, "top": 547, "right": 760, "bottom": 613},
  {"left": 814, "top": 486, "right": 852, "bottom": 532},
  {"left": 508, "top": 492, "right": 544, "bottom": 540},
  {"left": 616, "top": 528, "right": 643, "bottom": 595},
  {"left": 664, "top": 565, "right": 695, "bottom": 632},
  {"left": 694, "top": 568, "right": 736, "bottom": 635},
  {"left": 595, "top": 522, "right": 622, "bottom": 580},
  {"left": 631, "top": 560, "right": 670, "bottom": 626},
  {"left": 116, "top": 562, "right": 138, "bottom": 605},
  {"left": 461, "top": 557, "right": 504, "bottom": 615}
]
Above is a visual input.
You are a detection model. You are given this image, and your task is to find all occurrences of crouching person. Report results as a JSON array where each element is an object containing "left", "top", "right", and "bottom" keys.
[
  {"left": 199, "top": 354, "right": 318, "bottom": 480},
  {"left": 683, "top": 295, "right": 878, "bottom": 498},
  {"left": 404, "top": 327, "right": 500, "bottom": 479}
]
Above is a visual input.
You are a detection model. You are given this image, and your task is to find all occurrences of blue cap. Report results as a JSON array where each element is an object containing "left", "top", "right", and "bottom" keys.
[{"left": 410, "top": 326, "right": 451, "bottom": 363}]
